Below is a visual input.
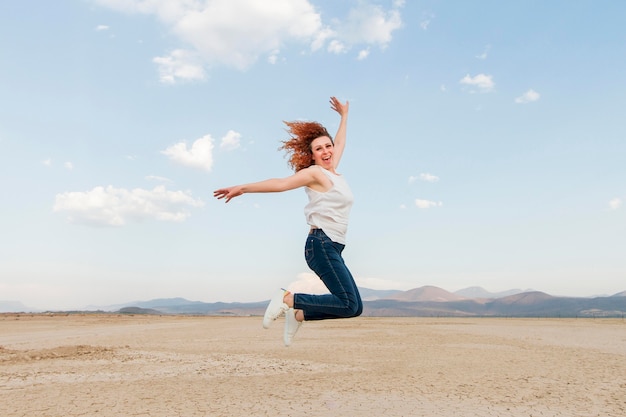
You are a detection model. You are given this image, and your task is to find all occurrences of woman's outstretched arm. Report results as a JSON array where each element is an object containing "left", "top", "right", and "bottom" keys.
[
  {"left": 329, "top": 96, "right": 349, "bottom": 169},
  {"left": 214, "top": 166, "right": 323, "bottom": 203}
]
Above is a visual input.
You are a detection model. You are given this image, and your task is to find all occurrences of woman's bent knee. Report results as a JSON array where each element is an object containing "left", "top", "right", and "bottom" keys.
[{"left": 340, "top": 301, "right": 362, "bottom": 318}]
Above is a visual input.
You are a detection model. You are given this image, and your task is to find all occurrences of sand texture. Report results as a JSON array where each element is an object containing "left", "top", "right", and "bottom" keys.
[{"left": 1, "top": 314, "right": 625, "bottom": 417}]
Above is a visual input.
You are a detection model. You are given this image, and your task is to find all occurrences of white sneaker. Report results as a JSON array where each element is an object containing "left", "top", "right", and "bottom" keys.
[
  {"left": 284, "top": 308, "right": 302, "bottom": 347},
  {"left": 262, "top": 289, "right": 289, "bottom": 329}
]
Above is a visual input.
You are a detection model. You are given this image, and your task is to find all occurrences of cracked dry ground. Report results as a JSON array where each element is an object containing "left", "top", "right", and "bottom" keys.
[{"left": 1, "top": 315, "right": 625, "bottom": 417}]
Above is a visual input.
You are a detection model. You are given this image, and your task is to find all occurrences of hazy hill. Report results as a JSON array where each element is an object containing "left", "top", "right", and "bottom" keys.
[
  {"left": 493, "top": 291, "right": 554, "bottom": 305},
  {"left": 454, "top": 286, "right": 527, "bottom": 299},
  {"left": 130, "top": 297, "right": 207, "bottom": 309},
  {"left": 118, "top": 307, "right": 163, "bottom": 315},
  {"left": 386, "top": 285, "right": 465, "bottom": 302},
  {"left": 358, "top": 287, "right": 402, "bottom": 301},
  {"left": 483, "top": 291, "right": 626, "bottom": 317},
  {"left": 0, "top": 300, "right": 38, "bottom": 313}
]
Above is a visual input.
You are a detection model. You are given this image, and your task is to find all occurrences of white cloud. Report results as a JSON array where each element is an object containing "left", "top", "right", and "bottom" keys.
[
  {"left": 409, "top": 173, "right": 439, "bottom": 184},
  {"left": 42, "top": 158, "right": 52, "bottom": 167},
  {"left": 220, "top": 130, "right": 241, "bottom": 151},
  {"left": 415, "top": 199, "right": 442, "bottom": 209},
  {"left": 286, "top": 272, "right": 328, "bottom": 295},
  {"left": 515, "top": 89, "right": 541, "bottom": 104},
  {"left": 608, "top": 198, "right": 622, "bottom": 210},
  {"left": 328, "top": 39, "right": 347, "bottom": 54},
  {"left": 161, "top": 134, "right": 214, "bottom": 171},
  {"left": 267, "top": 49, "right": 280, "bottom": 64},
  {"left": 286, "top": 272, "right": 413, "bottom": 296},
  {"left": 95, "top": 24, "right": 110, "bottom": 31},
  {"left": 357, "top": 48, "right": 370, "bottom": 60},
  {"left": 94, "top": 0, "right": 404, "bottom": 82},
  {"left": 310, "top": 26, "right": 334, "bottom": 52},
  {"left": 460, "top": 73, "right": 495, "bottom": 93},
  {"left": 419, "top": 173, "right": 439, "bottom": 182},
  {"left": 53, "top": 185, "right": 204, "bottom": 226},
  {"left": 340, "top": 3, "right": 403, "bottom": 47},
  {"left": 64, "top": 162, "right": 74, "bottom": 170},
  {"left": 153, "top": 49, "right": 205, "bottom": 84}
]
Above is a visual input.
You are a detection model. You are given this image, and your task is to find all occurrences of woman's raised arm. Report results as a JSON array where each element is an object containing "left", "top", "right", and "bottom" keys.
[{"left": 329, "top": 96, "right": 349, "bottom": 169}]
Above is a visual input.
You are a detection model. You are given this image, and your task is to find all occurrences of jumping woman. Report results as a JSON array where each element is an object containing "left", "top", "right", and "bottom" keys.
[{"left": 214, "top": 96, "right": 362, "bottom": 346}]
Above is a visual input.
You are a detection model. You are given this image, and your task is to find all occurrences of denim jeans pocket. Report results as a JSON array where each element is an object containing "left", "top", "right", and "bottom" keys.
[{"left": 304, "top": 237, "right": 318, "bottom": 268}]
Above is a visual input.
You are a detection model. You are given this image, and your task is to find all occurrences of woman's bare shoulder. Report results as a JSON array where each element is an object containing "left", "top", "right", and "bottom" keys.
[{"left": 302, "top": 165, "right": 332, "bottom": 191}]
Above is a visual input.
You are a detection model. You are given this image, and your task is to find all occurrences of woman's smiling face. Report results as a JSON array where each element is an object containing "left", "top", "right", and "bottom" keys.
[{"left": 310, "top": 136, "right": 334, "bottom": 169}]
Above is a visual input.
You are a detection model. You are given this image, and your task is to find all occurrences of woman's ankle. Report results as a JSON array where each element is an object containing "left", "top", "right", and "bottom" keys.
[{"left": 283, "top": 291, "right": 295, "bottom": 308}]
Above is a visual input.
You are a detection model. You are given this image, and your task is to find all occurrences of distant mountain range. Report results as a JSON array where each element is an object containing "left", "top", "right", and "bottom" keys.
[
  {"left": 0, "top": 300, "right": 33, "bottom": 313},
  {"left": 365, "top": 287, "right": 626, "bottom": 318},
  {"left": 3, "top": 286, "right": 624, "bottom": 317}
]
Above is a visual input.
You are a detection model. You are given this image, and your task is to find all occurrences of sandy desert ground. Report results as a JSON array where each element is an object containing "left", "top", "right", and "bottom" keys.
[{"left": 1, "top": 314, "right": 625, "bottom": 417}]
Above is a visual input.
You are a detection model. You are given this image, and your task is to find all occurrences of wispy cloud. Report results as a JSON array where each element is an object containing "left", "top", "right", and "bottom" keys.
[
  {"left": 327, "top": 39, "right": 347, "bottom": 54},
  {"left": 419, "top": 173, "right": 439, "bottom": 182},
  {"left": 460, "top": 73, "right": 495, "bottom": 93},
  {"left": 338, "top": 2, "right": 403, "bottom": 50},
  {"left": 42, "top": 158, "right": 74, "bottom": 170},
  {"left": 515, "top": 89, "right": 541, "bottom": 104},
  {"left": 95, "top": 24, "right": 109, "bottom": 31},
  {"left": 419, "top": 11, "right": 434, "bottom": 30},
  {"left": 54, "top": 185, "right": 204, "bottom": 226},
  {"left": 357, "top": 48, "right": 370, "bottom": 60},
  {"left": 608, "top": 198, "right": 622, "bottom": 210},
  {"left": 415, "top": 199, "right": 442, "bottom": 209},
  {"left": 475, "top": 44, "right": 491, "bottom": 60},
  {"left": 94, "top": 0, "right": 404, "bottom": 82},
  {"left": 267, "top": 49, "right": 280, "bottom": 64},
  {"left": 409, "top": 173, "right": 439, "bottom": 184},
  {"left": 153, "top": 49, "right": 205, "bottom": 84},
  {"left": 220, "top": 130, "right": 242, "bottom": 151}
]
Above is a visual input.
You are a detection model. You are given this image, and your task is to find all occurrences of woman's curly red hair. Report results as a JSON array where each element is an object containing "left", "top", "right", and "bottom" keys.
[{"left": 280, "top": 121, "right": 331, "bottom": 172}]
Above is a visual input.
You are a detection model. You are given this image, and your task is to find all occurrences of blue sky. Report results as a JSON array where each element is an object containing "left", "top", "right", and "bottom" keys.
[{"left": 1, "top": 1, "right": 625, "bottom": 310}]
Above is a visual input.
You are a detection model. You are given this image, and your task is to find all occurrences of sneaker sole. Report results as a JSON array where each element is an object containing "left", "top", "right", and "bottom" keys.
[{"left": 262, "top": 290, "right": 288, "bottom": 329}]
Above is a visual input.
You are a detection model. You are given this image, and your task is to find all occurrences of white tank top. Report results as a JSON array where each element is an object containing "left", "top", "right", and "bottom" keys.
[{"left": 304, "top": 166, "right": 354, "bottom": 244}]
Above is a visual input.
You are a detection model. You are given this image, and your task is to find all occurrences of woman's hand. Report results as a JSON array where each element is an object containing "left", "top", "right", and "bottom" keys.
[
  {"left": 213, "top": 186, "right": 243, "bottom": 203},
  {"left": 330, "top": 96, "right": 349, "bottom": 117}
]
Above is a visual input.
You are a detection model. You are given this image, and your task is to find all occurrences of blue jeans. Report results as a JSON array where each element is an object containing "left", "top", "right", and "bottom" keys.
[{"left": 294, "top": 228, "right": 363, "bottom": 321}]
